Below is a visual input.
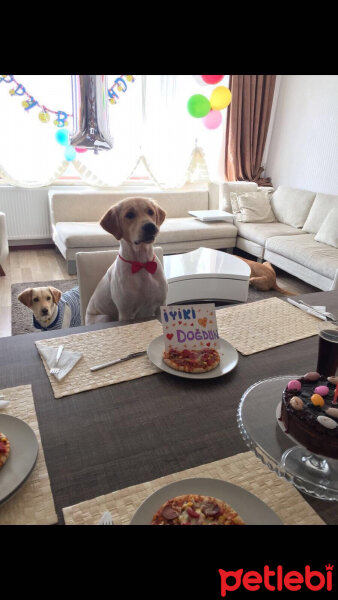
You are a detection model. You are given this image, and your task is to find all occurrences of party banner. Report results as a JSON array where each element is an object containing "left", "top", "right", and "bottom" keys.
[{"left": 160, "top": 304, "right": 219, "bottom": 352}]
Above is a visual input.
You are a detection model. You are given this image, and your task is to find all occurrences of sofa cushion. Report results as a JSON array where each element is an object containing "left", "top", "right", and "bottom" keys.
[
  {"left": 55, "top": 222, "right": 119, "bottom": 248},
  {"left": 302, "top": 192, "right": 338, "bottom": 234},
  {"left": 266, "top": 234, "right": 338, "bottom": 279},
  {"left": 270, "top": 186, "right": 316, "bottom": 228},
  {"left": 314, "top": 208, "right": 338, "bottom": 248},
  {"left": 230, "top": 190, "right": 275, "bottom": 223},
  {"left": 55, "top": 217, "right": 238, "bottom": 249},
  {"left": 157, "top": 218, "right": 237, "bottom": 244},
  {"left": 220, "top": 182, "right": 258, "bottom": 212},
  {"left": 49, "top": 190, "right": 210, "bottom": 223},
  {"left": 235, "top": 221, "right": 304, "bottom": 247}
]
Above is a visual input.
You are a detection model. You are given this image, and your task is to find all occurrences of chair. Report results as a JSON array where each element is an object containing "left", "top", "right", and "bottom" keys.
[
  {"left": 76, "top": 247, "right": 164, "bottom": 325},
  {"left": 0, "top": 212, "right": 9, "bottom": 276}
]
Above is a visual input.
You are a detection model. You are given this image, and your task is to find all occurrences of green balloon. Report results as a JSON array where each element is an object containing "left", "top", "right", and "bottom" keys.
[{"left": 187, "top": 94, "right": 211, "bottom": 118}]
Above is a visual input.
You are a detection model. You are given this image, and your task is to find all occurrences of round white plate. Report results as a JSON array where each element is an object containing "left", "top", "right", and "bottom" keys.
[
  {"left": 0, "top": 414, "right": 39, "bottom": 505},
  {"left": 130, "top": 477, "right": 283, "bottom": 525},
  {"left": 147, "top": 336, "right": 238, "bottom": 379}
]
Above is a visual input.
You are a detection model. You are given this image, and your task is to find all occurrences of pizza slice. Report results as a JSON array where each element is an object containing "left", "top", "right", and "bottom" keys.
[
  {"left": 0, "top": 432, "right": 10, "bottom": 469},
  {"left": 163, "top": 347, "right": 220, "bottom": 373},
  {"left": 152, "top": 493, "right": 245, "bottom": 525}
]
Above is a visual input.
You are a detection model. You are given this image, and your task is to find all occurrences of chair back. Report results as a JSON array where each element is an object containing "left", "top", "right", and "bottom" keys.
[{"left": 76, "top": 247, "right": 164, "bottom": 324}]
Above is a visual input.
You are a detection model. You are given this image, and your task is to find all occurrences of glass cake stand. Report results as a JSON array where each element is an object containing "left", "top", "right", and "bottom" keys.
[{"left": 237, "top": 376, "right": 338, "bottom": 501}]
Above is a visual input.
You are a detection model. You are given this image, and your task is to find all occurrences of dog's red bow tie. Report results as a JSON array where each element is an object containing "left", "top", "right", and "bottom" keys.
[{"left": 118, "top": 254, "right": 157, "bottom": 274}]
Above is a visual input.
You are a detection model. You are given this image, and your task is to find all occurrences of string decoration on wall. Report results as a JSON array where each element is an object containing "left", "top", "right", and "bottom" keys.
[
  {"left": 187, "top": 75, "right": 231, "bottom": 130},
  {"left": 0, "top": 74, "right": 135, "bottom": 161}
]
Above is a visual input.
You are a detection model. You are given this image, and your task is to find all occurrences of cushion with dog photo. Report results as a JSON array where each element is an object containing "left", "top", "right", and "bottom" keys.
[{"left": 230, "top": 191, "right": 276, "bottom": 223}]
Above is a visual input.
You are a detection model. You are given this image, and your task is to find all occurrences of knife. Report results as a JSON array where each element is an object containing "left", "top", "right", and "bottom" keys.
[{"left": 90, "top": 351, "right": 147, "bottom": 372}]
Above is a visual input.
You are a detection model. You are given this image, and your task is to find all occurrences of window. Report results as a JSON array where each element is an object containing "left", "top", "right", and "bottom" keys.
[{"left": 0, "top": 75, "right": 228, "bottom": 188}]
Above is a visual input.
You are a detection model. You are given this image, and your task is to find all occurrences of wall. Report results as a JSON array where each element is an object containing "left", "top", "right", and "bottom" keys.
[{"left": 264, "top": 75, "right": 338, "bottom": 194}]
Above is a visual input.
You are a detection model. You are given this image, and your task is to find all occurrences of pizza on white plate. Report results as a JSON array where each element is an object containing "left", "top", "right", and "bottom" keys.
[
  {"left": 163, "top": 347, "right": 220, "bottom": 373},
  {"left": 0, "top": 432, "right": 10, "bottom": 469},
  {"left": 151, "top": 493, "right": 245, "bottom": 525}
]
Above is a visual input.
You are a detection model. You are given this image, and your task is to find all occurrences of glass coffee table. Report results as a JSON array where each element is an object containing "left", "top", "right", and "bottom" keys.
[
  {"left": 164, "top": 247, "right": 250, "bottom": 304},
  {"left": 237, "top": 375, "right": 338, "bottom": 501}
]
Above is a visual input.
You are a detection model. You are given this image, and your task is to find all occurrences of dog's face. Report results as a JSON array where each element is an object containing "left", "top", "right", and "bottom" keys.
[
  {"left": 100, "top": 197, "right": 166, "bottom": 245},
  {"left": 18, "top": 286, "right": 62, "bottom": 325}
]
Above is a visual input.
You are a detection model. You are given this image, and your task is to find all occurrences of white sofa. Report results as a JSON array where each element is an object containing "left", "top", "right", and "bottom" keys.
[
  {"left": 48, "top": 184, "right": 242, "bottom": 275},
  {"left": 227, "top": 186, "right": 338, "bottom": 291},
  {"left": 0, "top": 211, "right": 9, "bottom": 276},
  {"left": 48, "top": 182, "right": 338, "bottom": 291}
]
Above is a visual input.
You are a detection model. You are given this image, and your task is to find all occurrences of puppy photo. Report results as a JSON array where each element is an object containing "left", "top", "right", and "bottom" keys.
[
  {"left": 238, "top": 257, "right": 296, "bottom": 295},
  {"left": 86, "top": 196, "right": 168, "bottom": 324},
  {"left": 18, "top": 286, "right": 81, "bottom": 330}
]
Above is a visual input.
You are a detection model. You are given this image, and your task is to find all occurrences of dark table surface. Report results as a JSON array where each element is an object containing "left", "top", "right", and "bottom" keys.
[{"left": 1, "top": 289, "right": 338, "bottom": 525}]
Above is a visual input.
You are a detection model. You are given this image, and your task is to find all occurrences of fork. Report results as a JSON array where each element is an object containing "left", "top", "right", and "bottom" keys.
[
  {"left": 50, "top": 345, "right": 64, "bottom": 375},
  {"left": 97, "top": 511, "right": 114, "bottom": 525}
]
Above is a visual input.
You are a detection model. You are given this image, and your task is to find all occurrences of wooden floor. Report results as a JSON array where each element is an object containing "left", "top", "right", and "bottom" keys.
[{"left": 0, "top": 247, "right": 74, "bottom": 338}]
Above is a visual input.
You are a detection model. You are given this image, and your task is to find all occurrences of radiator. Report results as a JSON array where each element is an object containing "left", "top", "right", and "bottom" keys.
[{"left": 0, "top": 187, "right": 52, "bottom": 241}]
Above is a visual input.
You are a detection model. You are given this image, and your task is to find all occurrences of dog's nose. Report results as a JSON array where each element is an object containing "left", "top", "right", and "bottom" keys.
[
  {"left": 142, "top": 222, "right": 158, "bottom": 235},
  {"left": 41, "top": 308, "right": 49, "bottom": 315}
]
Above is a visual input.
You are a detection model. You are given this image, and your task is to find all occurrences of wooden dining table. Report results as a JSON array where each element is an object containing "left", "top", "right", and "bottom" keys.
[{"left": 0, "top": 289, "right": 337, "bottom": 525}]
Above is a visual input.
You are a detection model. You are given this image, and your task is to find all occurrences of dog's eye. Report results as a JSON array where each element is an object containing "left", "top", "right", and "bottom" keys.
[
  {"left": 33, "top": 298, "right": 39, "bottom": 303},
  {"left": 46, "top": 296, "right": 51, "bottom": 301},
  {"left": 147, "top": 209, "right": 154, "bottom": 216},
  {"left": 125, "top": 211, "right": 135, "bottom": 219}
]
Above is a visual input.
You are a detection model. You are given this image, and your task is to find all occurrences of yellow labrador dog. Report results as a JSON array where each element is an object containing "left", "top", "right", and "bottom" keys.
[
  {"left": 18, "top": 286, "right": 81, "bottom": 330},
  {"left": 85, "top": 197, "right": 168, "bottom": 324}
]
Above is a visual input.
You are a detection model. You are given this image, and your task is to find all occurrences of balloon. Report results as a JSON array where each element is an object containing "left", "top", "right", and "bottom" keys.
[
  {"left": 210, "top": 86, "right": 232, "bottom": 110},
  {"left": 55, "top": 128, "right": 69, "bottom": 146},
  {"left": 64, "top": 145, "right": 76, "bottom": 161},
  {"left": 192, "top": 75, "right": 208, "bottom": 86},
  {"left": 75, "top": 147, "right": 87, "bottom": 153},
  {"left": 203, "top": 109, "right": 222, "bottom": 129},
  {"left": 187, "top": 94, "right": 211, "bottom": 118},
  {"left": 201, "top": 75, "right": 224, "bottom": 85},
  {"left": 70, "top": 75, "right": 113, "bottom": 153}
]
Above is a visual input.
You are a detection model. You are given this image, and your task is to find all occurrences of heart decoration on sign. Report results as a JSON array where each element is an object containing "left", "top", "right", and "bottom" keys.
[
  {"left": 166, "top": 333, "right": 174, "bottom": 340},
  {"left": 198, "top": 318, "right": 208, "bottom": 327}
]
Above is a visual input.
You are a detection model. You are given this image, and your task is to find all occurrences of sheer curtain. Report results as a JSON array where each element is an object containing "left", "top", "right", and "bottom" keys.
[{"left": 0, "top": 75, "right": 226, "bottom": 188}]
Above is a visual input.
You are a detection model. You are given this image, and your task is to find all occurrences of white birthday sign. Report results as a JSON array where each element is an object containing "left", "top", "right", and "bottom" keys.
[{"left": 160, "top": 303, "right": 219, "bottom": 351}]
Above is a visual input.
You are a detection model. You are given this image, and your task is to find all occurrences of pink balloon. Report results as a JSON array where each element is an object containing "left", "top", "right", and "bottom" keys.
[
  {"left": 75, "top": 147, "right": 88, "bottom": 153},
  {"left": 203, "top": 109, "right": 222, "bottom": 129},
  {"left": 201, "top": 75, "right": 224, "bottom": 85}
]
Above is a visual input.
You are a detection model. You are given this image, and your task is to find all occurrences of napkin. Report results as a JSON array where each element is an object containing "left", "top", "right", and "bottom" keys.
[
  {"left": 287, "top": 299, "right": 328, "bottom": 320},
  {"left": 37, "top": 344, "right": 83, "bottom": 381}
]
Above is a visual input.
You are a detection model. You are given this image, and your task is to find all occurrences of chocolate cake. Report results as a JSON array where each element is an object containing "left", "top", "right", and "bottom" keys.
[{"left": 280, "top": 372, "right": 338, "bottom": 459}]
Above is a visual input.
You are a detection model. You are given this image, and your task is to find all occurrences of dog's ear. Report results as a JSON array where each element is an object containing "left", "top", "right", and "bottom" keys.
[
  {"left": 18, "top": 288, "right": 33, "bottom": 308},
  {"left": 100, "top": 205, "right": 123, "bottom": 239},
  {"left": 153, "top": 202, "right": 166, "bottom": 227},
  {"left": 48, "top": 287, "right": 62, "bottom": 305}
]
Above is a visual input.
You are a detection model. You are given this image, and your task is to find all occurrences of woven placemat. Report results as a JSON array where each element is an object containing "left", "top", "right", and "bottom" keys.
[
  {"left": 0, "top": 385, "right": 58, "bottom": 525},
  {"left": 35, "top": 319, "right": 163, "bottom": 399},
  {"left": 62, "top": 451, "right": 324, "bottom": 525},
  {"left": 216, "top": 297, "right": 331, "bottom": 355}
]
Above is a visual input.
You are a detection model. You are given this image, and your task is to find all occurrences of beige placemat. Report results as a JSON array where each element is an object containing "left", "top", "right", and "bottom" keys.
[
  {"left": 62, "top": 451, "right": 324, "bottom": 525},
  {"left": 35, "top": 319, "right": 163, "bottom": 399},
  {"left": 217, "top": 297, "right": 330, "bottom": 355},
  {"left": 0, "top": 385, "right": 58, "bottom": 525}
]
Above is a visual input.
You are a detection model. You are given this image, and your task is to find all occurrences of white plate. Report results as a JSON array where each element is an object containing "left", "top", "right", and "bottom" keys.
[
  {"left": 0, "top": 414, "right": 39, "bottom": 505},
  {"left": 130, "top": 477, "right": 283, "bottom": 525},
  {"left": 147, "top": 336, "right": 238, "bottom": 379}
]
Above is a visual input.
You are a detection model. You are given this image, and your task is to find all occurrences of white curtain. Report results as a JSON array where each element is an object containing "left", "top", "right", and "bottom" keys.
[{"left": 0, "top": 75, "right": 227, "bottom": 188}]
